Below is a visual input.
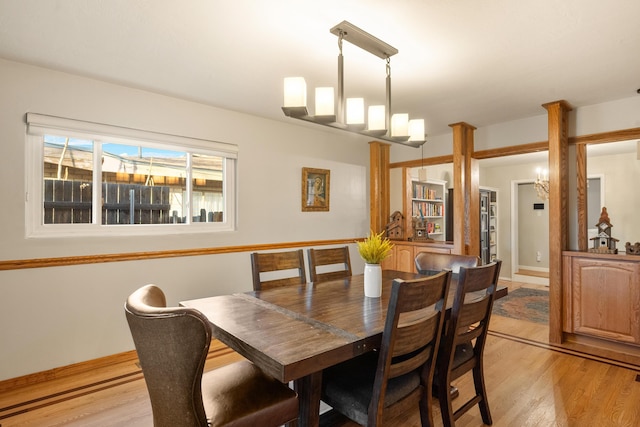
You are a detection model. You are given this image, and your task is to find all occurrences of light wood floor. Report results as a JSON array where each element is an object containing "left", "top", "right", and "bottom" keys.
[{"left": 2, "top": 280, "right": 640, "bottom": 426}]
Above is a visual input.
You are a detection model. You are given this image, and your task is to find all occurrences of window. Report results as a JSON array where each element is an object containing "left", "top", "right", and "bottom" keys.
[{"left": 26, "top": 113, "right": 237, "bottom": 237}]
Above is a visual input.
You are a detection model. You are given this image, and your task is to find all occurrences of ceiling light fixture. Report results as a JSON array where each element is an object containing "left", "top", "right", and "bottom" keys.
[{"left": 282, "top": 20, "right": 426, "bottom": 148}]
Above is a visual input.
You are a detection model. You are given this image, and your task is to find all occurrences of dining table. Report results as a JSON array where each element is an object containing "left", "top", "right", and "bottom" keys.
[{"left": 180, "top": 269, "right": 507, "bottom": 427}]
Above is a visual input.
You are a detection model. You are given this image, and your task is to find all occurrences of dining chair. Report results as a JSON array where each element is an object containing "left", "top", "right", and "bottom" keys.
[
  {"left": 321, "top": 270, "right": 452, "bottom": 427},
  {"left": 125, "top": 284, "right": 299, "bottom": 427},
  {"left": 414, "top": 252, "right": 480, "bottom": 275},
  {"left": 435, "top": 260, "right": 502, "bottom": 427},
  {"left": 308, "top": 246, "right": 352, "bottom": 283},
  {"left": 250, "top": 249, "right": 307, "bottom": 291}
]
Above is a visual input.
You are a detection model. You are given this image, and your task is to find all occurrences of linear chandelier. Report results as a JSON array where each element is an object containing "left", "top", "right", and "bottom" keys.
[{"left": 282, "top": 20, "right": 426, "bottom": 148}]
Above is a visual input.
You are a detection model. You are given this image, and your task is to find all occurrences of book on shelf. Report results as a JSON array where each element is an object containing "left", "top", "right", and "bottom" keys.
[
  {"left": 412, "top": 201, "right": 444, "bottom": 217},
  {"left": 412, "top": 183, "right": 441, "bottom": 200}
]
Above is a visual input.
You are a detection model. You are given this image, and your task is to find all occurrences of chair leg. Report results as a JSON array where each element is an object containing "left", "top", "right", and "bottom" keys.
[
  {"left": 436, "top": 372, "right": 455, "bottom": 427},
  {"left": 419, "top": 385, "right": 435, "bottom": 427},
  {"left": 472, "top": 364, "right": 492, "bottom": 425}
]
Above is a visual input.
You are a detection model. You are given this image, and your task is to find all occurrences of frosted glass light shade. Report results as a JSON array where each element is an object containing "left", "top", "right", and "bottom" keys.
[
  {"left": 536, "top": 168, "right": 548, "bottom": 180},
  {"left": 283, "top": 77, "right": 307, "bottom": 107},
  {"left": 315, "top": 87, "right": 335, "bottom": 116},
  {"left": 346, "top": 98, "right": 365, "bottom": 125},
  {"left": 367, "top": 105, "right": 386, "bottom": 130},
  {"left": 408, "top": 119, "right": 425, "bottom": 142},
  {"left": 391, "top": 113, "right": 409, "bottom": 137}
]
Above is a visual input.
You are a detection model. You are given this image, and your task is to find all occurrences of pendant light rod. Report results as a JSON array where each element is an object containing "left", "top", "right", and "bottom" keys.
[
  {"left": 385, "top": 58, "right": 391, "bottom": 132},
  {"left": 337, "top": 32, "right": 345, "bottom": 125}
]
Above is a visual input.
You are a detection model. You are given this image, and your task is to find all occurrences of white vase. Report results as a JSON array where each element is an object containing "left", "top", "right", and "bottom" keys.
[{"left": 364, "top": 263, "right": 382, "bottom": 298}]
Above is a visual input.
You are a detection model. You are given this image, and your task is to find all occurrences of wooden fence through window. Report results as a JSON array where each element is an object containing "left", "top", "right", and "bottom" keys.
[{"left": 44, "top": 180, "right": 171, "bottom": 224}]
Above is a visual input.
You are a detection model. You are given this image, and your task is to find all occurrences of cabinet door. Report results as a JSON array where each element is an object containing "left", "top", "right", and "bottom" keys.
[
  {"left": 571, "top": 258, "right": 640, "bottom": 345},
  {"left": 381, "top": 247, "right": 396, "bottom": 270},
  {"left": 396, "top": 245, "right": 416, "bottom": 273}
]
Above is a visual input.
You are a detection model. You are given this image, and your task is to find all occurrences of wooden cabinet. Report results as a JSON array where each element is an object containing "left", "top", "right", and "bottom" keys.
[
  {"left": 382, "top": 241, "right": 453, "bottom": 273},
  {"left": 563, "top": 252, "right": 640, "bottom": 346}
]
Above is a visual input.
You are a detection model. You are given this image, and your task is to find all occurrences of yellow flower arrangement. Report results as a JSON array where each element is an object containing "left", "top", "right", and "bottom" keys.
[{"left": 357, "top": 230, "right": 394, "bottom": 264}]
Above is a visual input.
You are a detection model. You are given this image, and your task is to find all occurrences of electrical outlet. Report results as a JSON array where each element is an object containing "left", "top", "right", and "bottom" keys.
[{"left": 536, "top": 251, "right": 541, "bottom": 262}]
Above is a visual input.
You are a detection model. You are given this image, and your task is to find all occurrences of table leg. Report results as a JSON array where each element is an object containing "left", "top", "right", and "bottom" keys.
[{"left": 294, "top": 371, "right": 322, "bottom": 427}]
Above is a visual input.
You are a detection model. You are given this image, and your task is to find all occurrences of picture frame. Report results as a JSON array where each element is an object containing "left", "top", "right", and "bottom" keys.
[{"left": 302, "top": 167, "right": 330, "bottom": 212}]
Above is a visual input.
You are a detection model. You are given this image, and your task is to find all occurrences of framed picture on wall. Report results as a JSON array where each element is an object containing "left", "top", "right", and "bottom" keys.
[{"left": 302, "top": 167, "right": 330, "bottom": 212}]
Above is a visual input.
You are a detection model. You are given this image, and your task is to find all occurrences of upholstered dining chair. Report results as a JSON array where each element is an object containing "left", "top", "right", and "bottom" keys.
[
  {"left": 308, "top": 246, "right": 352, "bottom": 283},
  {"left": 250, "top": 249, "right": 307, "bottom": 291},
  {"left": 321, "top": 271, "right": 452, "bottom": 427},
  {"left": 125, "top": 284, "right": 299, "bottom": 427},
  {"left": 414, "top": 252, "right": 480, "bottom": 275},
  {"left": 434, "top": 260, "right": 502, "bottom": 427}
]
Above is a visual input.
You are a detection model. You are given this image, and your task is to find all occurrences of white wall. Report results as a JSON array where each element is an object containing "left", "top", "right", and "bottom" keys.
[
  {"left": 2, "top": 56, "right": 639, "bottom": 381},
  {"left": 390, "top": 96, "right": 640, "bottom": 163},
  {"left": 0, "top": 59, "right": 370, "bottom": 380}
]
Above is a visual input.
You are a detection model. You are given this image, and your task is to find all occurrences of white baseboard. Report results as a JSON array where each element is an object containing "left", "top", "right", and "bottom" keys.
[
  {"left": 513, "top": 273, "right": 549, "bottom": 286},
  {"left": 518, "top": 265, "right": 549, "bottom": 273}
]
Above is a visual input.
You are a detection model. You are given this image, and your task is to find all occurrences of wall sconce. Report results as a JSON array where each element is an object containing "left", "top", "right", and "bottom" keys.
[
  {"left": 282, "top": 21, "right": 426, "bottom": 148},
  {"left": 534, "top": 167, "right": 549, "bottom": 200}
]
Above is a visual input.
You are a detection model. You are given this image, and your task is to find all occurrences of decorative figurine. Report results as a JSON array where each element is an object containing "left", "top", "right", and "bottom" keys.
[
  {"left": 412, "top": 218, "right": 428, "bottom": 241},
  {"left": 625, "top": 242, "right": 640, "bottom": 255},
  {"left": 385, "top": 211, "right": 404, "bottom": 240},
  {"left": 589, "top": 207, "right": 619, "bottom": 254}
]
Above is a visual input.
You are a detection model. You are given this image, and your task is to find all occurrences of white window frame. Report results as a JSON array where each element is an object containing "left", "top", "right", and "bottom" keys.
[{"left": 25, "top": 113, "right": 237, "bottom": 238}]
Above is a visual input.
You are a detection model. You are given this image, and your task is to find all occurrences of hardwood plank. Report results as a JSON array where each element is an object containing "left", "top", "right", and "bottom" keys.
[
  {"left": 0, "top": 342, "right": 243, "bottom": 426},
  {"left": 3, "top": 315, "right": 640, "bottom": 426}
]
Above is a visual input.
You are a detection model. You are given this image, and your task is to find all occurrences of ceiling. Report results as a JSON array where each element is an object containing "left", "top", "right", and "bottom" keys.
[{"left": 0, "top": 0, "right": 639, "bottom": 138}]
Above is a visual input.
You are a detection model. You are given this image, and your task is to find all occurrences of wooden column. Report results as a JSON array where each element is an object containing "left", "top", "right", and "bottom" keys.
[
  {"left": 543, "top": 100, "right": 572, "bottom": 345},
  {"left": 369, "top": 141, "right": 391, "bottom": 234},
  {"left": 450, "top": 122, "right": 479, "bottom": 256},
  {"left": 576, "top": 144, "right": 588, "bottom": 251}
]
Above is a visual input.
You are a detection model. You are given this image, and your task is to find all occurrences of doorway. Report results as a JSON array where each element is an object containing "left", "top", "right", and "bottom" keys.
[{"left": 511, "top": 180, "right": 549, "bottom": 286}]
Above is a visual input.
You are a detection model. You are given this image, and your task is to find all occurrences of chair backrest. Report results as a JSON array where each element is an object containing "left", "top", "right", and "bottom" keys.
[
  {"left": 439, "top": 260, "right": 502, "bottom": 382},
  {"left": 250, "top": 249, "right": 307, "bottom": 291},
  {"left": 125, "top": 284, "right": 211, "bottom": 427},
  {"left": 415, "top": 252, "right": 480, "bottom": 275},
  {"left": 308, "top": 246, "right": 352, "bottom": 283},
  {"left": 368, "top": 270, "right": 452, "bottom": 425}
]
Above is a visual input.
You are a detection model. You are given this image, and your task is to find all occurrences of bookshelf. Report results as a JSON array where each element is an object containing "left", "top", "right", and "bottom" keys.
[
  {"left": 410, "top": 178, "right": 446, "bottom": 241},
  {"left": 480, "top": 187, "right": 498, "bottom": 264}
]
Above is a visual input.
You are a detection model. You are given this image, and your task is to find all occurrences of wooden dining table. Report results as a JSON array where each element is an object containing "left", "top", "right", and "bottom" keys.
[{"left": 180, "top": 269, "right": 507, "bottom": 427}]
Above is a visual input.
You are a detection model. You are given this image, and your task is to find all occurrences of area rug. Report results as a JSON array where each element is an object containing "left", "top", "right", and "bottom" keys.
[{"left": 492, "top": 287, "right": 549, "bottom": 324}]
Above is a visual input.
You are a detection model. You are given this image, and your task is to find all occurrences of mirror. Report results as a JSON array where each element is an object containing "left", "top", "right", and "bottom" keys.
[{"left": 584, "top": 139, "right": 639, "bottom": 250}]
